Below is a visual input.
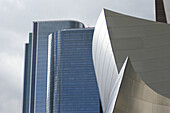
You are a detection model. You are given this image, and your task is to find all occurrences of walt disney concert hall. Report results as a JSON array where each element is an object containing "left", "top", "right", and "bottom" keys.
[{"left": 92, "top": 3, "right": 170, "bottom": 112}]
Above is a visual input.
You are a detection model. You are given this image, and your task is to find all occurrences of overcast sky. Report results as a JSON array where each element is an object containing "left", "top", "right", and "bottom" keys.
[{"left": 0, "top": 0, "right": 154, "bottom": 113}]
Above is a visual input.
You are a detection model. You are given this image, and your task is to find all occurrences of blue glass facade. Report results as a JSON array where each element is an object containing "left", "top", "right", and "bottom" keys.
[
  {"left": 23, "top": 20, "right": 101, "bottom": 113},
  {"left": 53, "top": 28, "right": 100, "bottom": 113},
  {"left": 31, "top": 21, "right": 84, "bottom": 113}
]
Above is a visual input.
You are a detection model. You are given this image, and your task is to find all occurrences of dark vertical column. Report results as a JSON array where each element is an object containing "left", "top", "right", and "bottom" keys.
[
  {"left": 155, "top": 0, "right": 167, "bottom": 23},
  {"left": 22, "top": 43, "right": 29, "bottom": 113},
  {"left": 30, "top": 22, "right": 38, "bottom": 113}
]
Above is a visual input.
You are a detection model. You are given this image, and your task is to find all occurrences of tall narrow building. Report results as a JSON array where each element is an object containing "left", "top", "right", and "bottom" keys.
[
  {"left": 23, "top": 43, "right": 29, "bottom": 113},
  {"left": 22, "top": 33, "right": 32, "bottom": 113}
]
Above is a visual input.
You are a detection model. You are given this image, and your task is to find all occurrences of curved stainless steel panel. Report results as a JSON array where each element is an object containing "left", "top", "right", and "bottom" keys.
[
  {"left": 113, "top": 58, "right": 170, "bottom": 113},
  {"left": 93, "top": 9, "right": 170, "bottom": 113},
  {"left": 104, "top": 9, "right": 170, "bottom": 98},
  {"left": 92, "top": 10, "right": 119, "bottom": 112}
]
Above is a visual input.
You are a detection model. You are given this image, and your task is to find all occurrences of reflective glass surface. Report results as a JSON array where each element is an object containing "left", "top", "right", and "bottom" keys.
[
  {"left": 53, "top": 28, "right": 100, "bottom": 113},
  {"left": 34, "top": 21, "right": 84, "bottom": 113}
]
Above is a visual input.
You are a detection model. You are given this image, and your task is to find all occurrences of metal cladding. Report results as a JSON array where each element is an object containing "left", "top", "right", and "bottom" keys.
[
  {"left": 92, "top": 9, "right": 170, "bottom": 113},
  {"left": 114, "top": 58, "right": 170, "bottom": 113}
]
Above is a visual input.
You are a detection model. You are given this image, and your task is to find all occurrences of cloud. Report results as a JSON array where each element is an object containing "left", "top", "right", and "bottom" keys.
[
  {"left": 0, "top": 52, "right": 23, "bottom": 113},
  {"left": 0, "top": 0, "right": 155, "bottom": 113}
]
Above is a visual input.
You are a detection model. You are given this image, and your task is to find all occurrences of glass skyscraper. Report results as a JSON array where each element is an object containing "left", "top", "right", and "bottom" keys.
[
  {"left": 49, "top": 28, "right": 100, "bottom": 113},
  {"left": 23, "top": 20, "right": 101, "bottom": 113},
  {"left": 22, "top": 2, "right": 170, "bottom": 113},
  {"left": 33, "top": 21, "right": 85, "bottom": 113},
  {"left": 22, "top": 33, "right": 32, "bottom": 113}
]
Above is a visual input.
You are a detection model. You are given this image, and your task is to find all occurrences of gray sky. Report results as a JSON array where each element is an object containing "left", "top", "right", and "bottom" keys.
[{"left": 0, "top": 0, "right": 154, "bottom": 113}]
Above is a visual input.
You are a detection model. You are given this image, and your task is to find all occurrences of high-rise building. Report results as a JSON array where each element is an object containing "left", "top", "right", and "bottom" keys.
[
  {"left": 22, "top": 33, "right": 32, "bottom": 113},
  {"left": 23, "top": 21, "right": 101, "bottom": 113},
  {"left": 23, "top": 1, "right": 170, "bottom": 113},
  {"left": 49, "top": 28, "right": 101, "bottom": 113},
  {"left": 93, "top": 8, "right": 170, "bottom": 113},
  {"left": 30, "top": 21, "right": 84, "bottom": 113}
]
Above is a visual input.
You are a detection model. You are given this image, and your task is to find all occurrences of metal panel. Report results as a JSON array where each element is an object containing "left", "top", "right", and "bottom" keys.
[
  {"left": 104, "top": 9, "right": 170, "bottom": 98},
  {"left": 92, "top": 10, "right": 119, "bottom": 112},
  {"left": 93, "top": 9, "right": 170, "bottom": 113},
  {"left": 113, "top": 59, "right": 170, "bottom": 113}
]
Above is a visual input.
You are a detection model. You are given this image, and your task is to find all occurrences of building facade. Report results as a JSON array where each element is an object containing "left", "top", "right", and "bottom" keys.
[
  {"left": 23, "top": 21, "right": 101, "bottom": 113},
  {"left": 30, "top": 21, "right": 84, "bottom": 113},
  {"left": 22, "top": 1, "right": 170, "bottom": 113},
  {"left": 23, "top": 43, "right": 29, "bottom": 113},
  {"left": 51, "top": 28, "right": 101, "bottom": 113},
  {"left": 92, "top": 8, "right": 170, "bottom": 113}
]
